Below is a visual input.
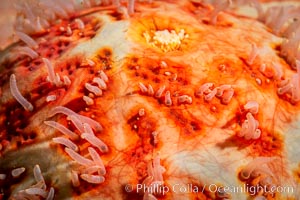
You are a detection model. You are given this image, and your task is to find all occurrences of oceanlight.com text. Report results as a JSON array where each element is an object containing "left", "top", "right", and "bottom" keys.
[{"left": 125, "top": 182, "right": 294, "bottom": 196}]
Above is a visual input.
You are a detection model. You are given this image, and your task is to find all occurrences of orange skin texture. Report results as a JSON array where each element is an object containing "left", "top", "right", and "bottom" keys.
[{"left": 0, "top": 1, "right": 300, "bottom": 200}]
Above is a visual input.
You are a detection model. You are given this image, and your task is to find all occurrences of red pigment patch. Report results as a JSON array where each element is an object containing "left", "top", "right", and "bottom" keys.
[
  {"left": 294, "top": 163, "right": 300, "bottom": 183},
  {"left": 0, "top": 16, "right": 103, "bottom": 154},
  {"left": 0, "top": 46, "right": 113, "bottom": 154},
  {"left": 124, "top": 56, "right": 193, "bottom": 100}
]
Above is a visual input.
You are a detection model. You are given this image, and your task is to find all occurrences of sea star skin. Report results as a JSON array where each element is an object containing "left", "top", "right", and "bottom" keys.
[{"left": 0, "top": 1, "right": 300, "bottom": 200}]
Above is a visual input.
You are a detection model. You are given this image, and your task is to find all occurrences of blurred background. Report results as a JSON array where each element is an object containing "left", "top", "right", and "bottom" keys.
[{"left": 0, "top": 0, "right": 16, "bottom": 50}]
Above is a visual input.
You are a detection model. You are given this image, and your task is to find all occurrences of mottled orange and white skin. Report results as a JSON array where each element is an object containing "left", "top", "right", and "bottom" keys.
[{"left": 0, "top": 0, "right": 300, "bottom": 200}]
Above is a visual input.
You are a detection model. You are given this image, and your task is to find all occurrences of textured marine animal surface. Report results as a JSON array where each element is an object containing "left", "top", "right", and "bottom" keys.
[{"left": 0, "top": 0, "right": 300, "bottom": 199}]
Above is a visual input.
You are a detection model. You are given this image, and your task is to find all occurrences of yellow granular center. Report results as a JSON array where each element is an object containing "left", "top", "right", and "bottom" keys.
[{"left": 143, "top": 29, "right": 188, "bottom": 52}]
